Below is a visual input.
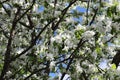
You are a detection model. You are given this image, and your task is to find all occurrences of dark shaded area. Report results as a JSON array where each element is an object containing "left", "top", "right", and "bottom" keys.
[{"left": 112, "top": 50, "right": 120, "bottom": 68}]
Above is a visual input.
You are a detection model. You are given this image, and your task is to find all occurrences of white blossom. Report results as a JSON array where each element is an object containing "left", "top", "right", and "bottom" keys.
[
  {"left": 97, "top": 15, "right": 105, "bottom": 21},
  {"left": 61, "top": 33, "right": 71, "bottom": 39},
  {"left": 62, "top": 46, "right": 69, "bottom": 51},
  {"left": 116, "top": 66, "right": 120, "bottom": 73},
  {"left": 106, "top": 26, "right": 112, "bottom": 32},
  {"left": 33, "top": 4, "right": 38, "bottom": 12},
  {"left": 46, "top": 53, "right": 54, "bottom": 60},
  {"left": 66, "top": 17, "right": 75, "bottom": 23},
  {"left": 19, "top": 0, "right": 24, "bottom": 5},
  {"left": 49, "top": 3, "right": 54, "bottom": 7},
  {"left": 14, "top": 0, "right": 24, "bottom": 5},
  {"left": 50, "top": 37, "right": 56, "bottom": 42},
  {"left": 92, "top": 51, "right": 97, "bottom": 59},
  {"left": 66, "top": 54, "right": 70, "bottom": 59},
  {"left": 16, "top": 48, "right": 24, "bottom": 54},
  {"left": 116, "top": 4, "right": 120, "bottom": 11},
  {"left": 6, "top": 71, "right": 12, "bottom": 77},
  {"left": 106, "top": 46, "right": 116, "bottom": 56},
  {"left": 64, "top": 39, "right": 73, "bottom": 48},
  {"left": 93, "top": 3, "right": 100, "bottom": 9},
  {"left": 82, "top": 31, "right": 95, "bottom": 39},
  {"left": 102, "top": 34, "right": 113, "bottom": 42},
  {"left": 54, "top": 11, "right": 61, "bottom": 17},
  {"left": 50, "top": 61, "right": 56, "bottom": 69},
  {"left": 112, "top": 22, "right": 120, "bottom": 31},
  {"left": 75, "top": 24, "right": 86, "bottom": 30},
  {"left": 76, "top": 64, "right": 83, "bottom": 73},
  {"left": 104, "top": 18, "right": 112, "bottom": 26},
  {"left": 51, "top": 35, "right": 62, "bottom": 44},
  {"left": 88, "top": 64, "right": 98, "bottom": 72}
]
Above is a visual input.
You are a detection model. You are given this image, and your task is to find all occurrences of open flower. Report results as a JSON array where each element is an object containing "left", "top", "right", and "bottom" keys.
[{"left": 82, "top": 30, "right": 95, "bottom": 39}]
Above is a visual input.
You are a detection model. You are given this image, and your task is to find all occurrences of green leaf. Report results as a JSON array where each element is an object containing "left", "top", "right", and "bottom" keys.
[
  {"left": 95, "top": 47, "right": 101, "bottom": 53},
  {"left": 13, "top": 3, "right": 20, "bottom": 7},
  {"left": 75, "top": 29, "right": 84, "bottom": 39},
  {"left": 44, "top": 1, "right": 49, "bottom": 8},
  {"left": 107, "top": 6, "right": 117, "bottom": 17},
  {"left": 111, "top": 63, "right": 116, "bottom": 70}
]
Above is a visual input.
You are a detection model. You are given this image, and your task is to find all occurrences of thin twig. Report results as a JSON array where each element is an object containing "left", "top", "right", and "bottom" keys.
[
  {"left": 52, "top": 0, "right": 77, "bottom": 31},
  {"left": 24, "top": 67, "right": 47, "bottom": 80},
  {"left": 89, "top": 8, "right": 98, "bottom": 26},
  {"left": 60, "top": 39, "right": 87, "bottom": 80}
]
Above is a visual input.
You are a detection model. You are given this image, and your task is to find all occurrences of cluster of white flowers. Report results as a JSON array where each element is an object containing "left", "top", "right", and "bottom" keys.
[
  {"left": 82, "top": 30, "right": 95, "bottom": 39},
  {"left": 95, "top": 18, "right": 112, "bottom": 33},
  {"left": 64, "top": 39, "right": 76, "bottom": 49},
  {"left": 102, "top": 33, "right": 113, "bottom": 43},
  {"left": 12, "top": 0, "right": 24, "bottom": 6},
  {"left": 106, "top": 46, "right": 116, "bottom": 56},
  {"left": 75, "top": 24, "right": 86, "bottom": 30},
  {"left": 88, "top": 64, "right": 98, "bottom": 73},
  {"left": 111, "top": 22, "right": 120, "bottom": 31},
  {"left": 5, "top": 71, "right": 12, "bottom": 77},
  {"left": 97, "top": 15, "right": 105, "bottom": 21},
  {"left": 66, "top": 17, "right": 75, "bottom": 24},
  {"left": 51, "top": 35, "right": 62, "bottom": 44},
  {"left": 51, "top": 30, "right": 77, "bottom": 51},
  {"left": 116, "top": 3, "right": 120, "bottom": 11},
  {"left": 54, "top": 11, "right": 61, "bottom": 17},
  {"left": 33, "top": 4, "right": 39, "bottom": 13}
]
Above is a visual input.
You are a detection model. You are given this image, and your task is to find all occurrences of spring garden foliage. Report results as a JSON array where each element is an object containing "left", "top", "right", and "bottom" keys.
[{"left": 0, "top": 0, "right": 120, "bottom": 80}]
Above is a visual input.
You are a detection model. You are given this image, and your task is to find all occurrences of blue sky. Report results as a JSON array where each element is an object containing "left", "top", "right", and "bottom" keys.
[
  {"left": 37, "top": 5, "right": 44, "bottom": 13},
  {"left": 76, "top": 6, "right": 87, "bottom": 13}
]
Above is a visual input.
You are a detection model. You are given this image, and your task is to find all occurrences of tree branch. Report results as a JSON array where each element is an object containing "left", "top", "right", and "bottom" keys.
[
  {"left": 0, "top": 15, "right": 17, "bottom": 80},
  {"left": 15, "top": 0, "right": 35, "bottom": 23},
  {"left": 0, "top": 2, "right": 11, "bottom": 17},
  {"left": 10, "top": 18, "right": 56, "bottom": 62},
  {"left": 24, "top": 67, "right": 47, "bottom": 80},
  {"left": 0, "top": 1, "right": 36, "bottom": 79},
  {"left": 105, "top": 33, "right": 117, "bottom": 44},
  {"left": 56, "top": 58, "right": 71, "bottom": 64},
  {"left": 52, "top": 0, "right": 77, "bottom": 31},
  {"left": 60, "top": 39, "right": 87, "bottom": 80},
  {"left": 81, "top": 70, "right": 88, "bottom": 80},
  {"left": 89, "top": 8, "right": 98, "bottom": 26}
]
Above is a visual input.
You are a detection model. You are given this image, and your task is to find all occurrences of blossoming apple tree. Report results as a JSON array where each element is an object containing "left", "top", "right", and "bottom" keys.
[{"left": 0, "top": 0, "right": 120, "bottom": 80}]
